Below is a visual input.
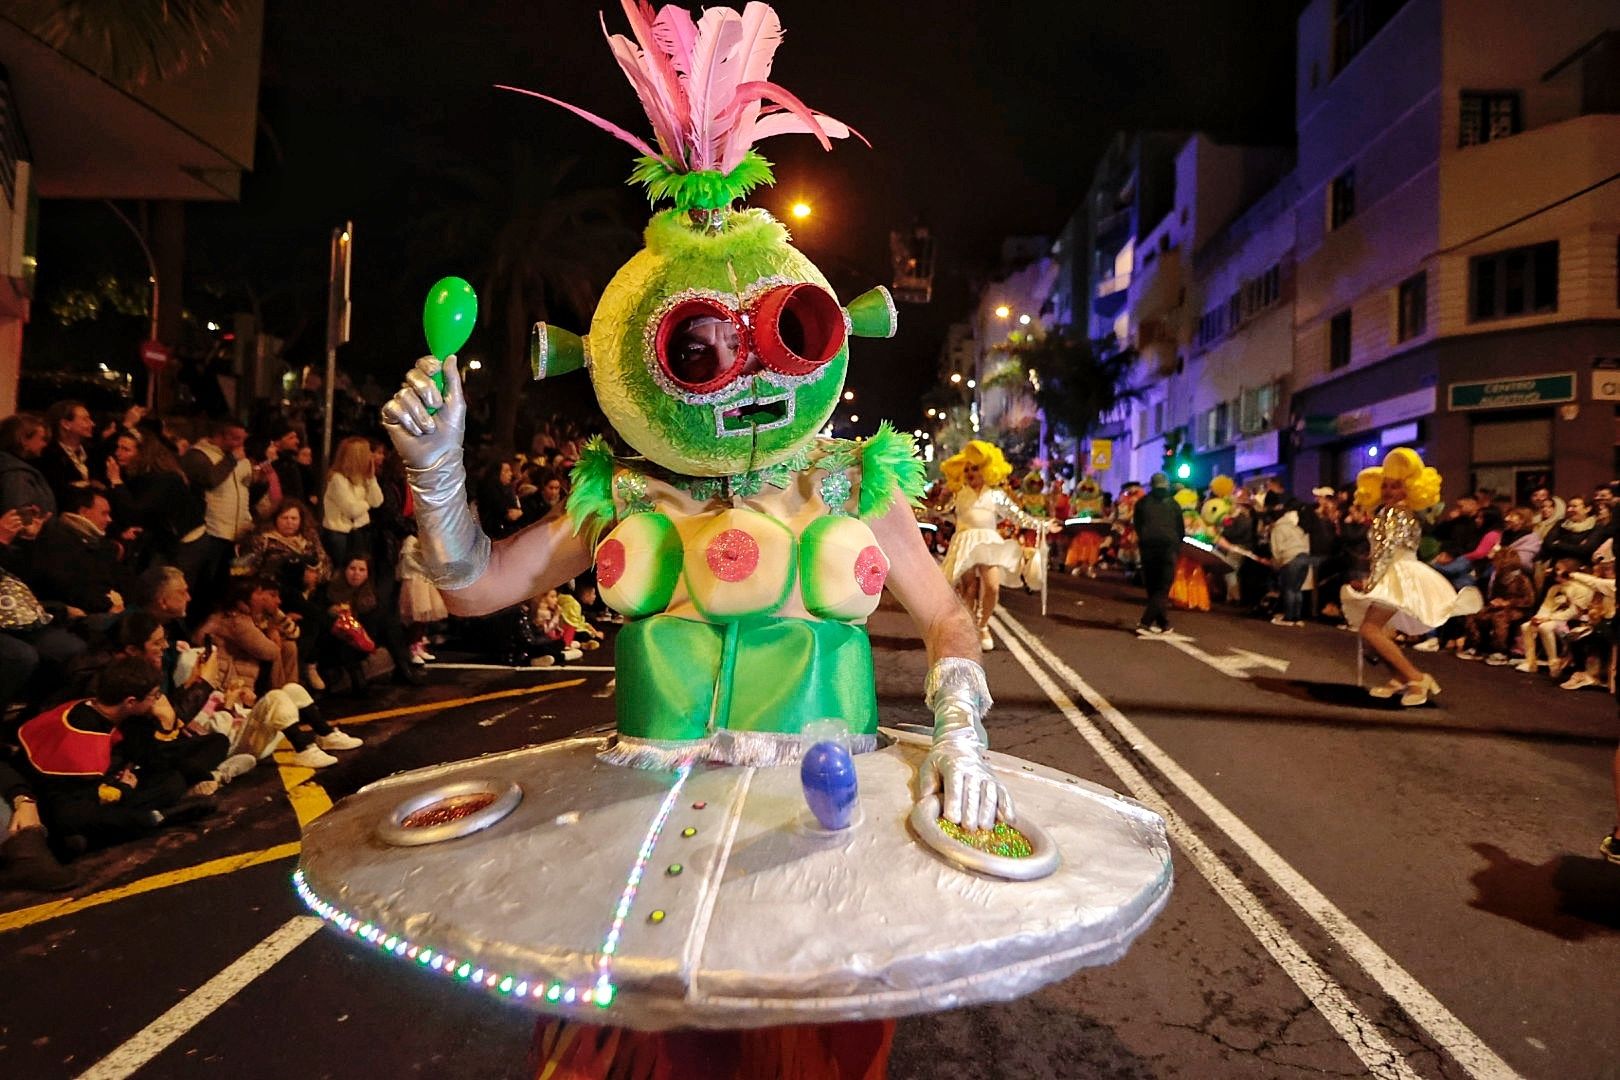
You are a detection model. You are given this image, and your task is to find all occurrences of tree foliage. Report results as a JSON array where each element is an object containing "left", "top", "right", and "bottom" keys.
[
  {"left": 1022, "top": 330, "right": 1141, "bottom": 446},
  {"left": 17, "top": 0, "right": 241, "bottom": 86},
  {"left": 418, "top": 145, "right": 637, "bottom": 451}
]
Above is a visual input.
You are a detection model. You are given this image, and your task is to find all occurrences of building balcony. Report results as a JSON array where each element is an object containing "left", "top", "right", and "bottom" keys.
[{"left": 1439, "top": 112, "right": 1620, "bottom": 250}]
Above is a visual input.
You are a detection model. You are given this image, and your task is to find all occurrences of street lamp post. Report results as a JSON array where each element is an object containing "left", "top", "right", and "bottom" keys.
[
  {"left": 324, "top": 222, "right": 354, "bottom": 466},
  {"left": 103, "top": 201, "right": 160, "bottom": 409}
]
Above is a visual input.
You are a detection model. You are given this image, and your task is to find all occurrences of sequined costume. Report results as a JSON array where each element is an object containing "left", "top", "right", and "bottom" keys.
[{"left": 1341, "top": 506, "right": 1481, "bottom": 635}]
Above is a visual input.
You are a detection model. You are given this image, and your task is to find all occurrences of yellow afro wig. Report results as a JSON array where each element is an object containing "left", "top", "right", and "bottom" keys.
[
  {"left": 1208, "top": 474, "right": 1235, "bottom": 499},
  {"left": 942, "top": 440, "right": 1013, "bottom": 492},
  {"left": 1173, "top": 488, "right": 1199, "bottom": 510},
  {"left": 1353, "top": 447, "right": 1442, "bottom": 512}
]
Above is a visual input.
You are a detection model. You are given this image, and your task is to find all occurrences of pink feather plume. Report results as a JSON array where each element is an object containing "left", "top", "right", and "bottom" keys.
[{"left": 501, "top": 2, "right": 860, "bottom": 179}]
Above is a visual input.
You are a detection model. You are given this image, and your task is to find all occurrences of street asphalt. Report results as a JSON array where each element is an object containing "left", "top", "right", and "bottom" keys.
[{"left": 2, "top": 571, "right": 1616, "bottom": 1080}]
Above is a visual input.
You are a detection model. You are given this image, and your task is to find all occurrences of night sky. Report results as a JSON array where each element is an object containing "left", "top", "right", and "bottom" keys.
[{"left": 39, "top": 0, "right": 1303, "bottom": 433}]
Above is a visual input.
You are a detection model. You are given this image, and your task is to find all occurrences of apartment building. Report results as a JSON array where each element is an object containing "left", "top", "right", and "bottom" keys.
[{"left": 1288, "top": 0, "right": 1620, "bottom": 500}]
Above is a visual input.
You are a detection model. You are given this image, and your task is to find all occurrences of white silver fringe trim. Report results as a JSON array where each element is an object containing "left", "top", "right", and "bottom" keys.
[
  {"left": 598, "top": 730, "right": 880, "bottom": 771},
  {"left": 597, "top": 735, "right": 709, "bottom": 771},
  {"left": 709, "top": 728, "right": 878, "bottom": 769}
]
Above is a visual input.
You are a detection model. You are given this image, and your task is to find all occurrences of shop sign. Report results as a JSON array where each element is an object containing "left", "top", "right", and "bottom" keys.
[
  {"left": 1592, "top": 371, "right": 1620, "bottom": 402},
  {"left": 1234, "top": 430, "right": 1279, "bottom": 473},
  {"left": 1447, "top": 373, "right": 1574, "bottom": 411},
  {"left": 1089, "top": 439, "right": 1113, "bottom": 471}
]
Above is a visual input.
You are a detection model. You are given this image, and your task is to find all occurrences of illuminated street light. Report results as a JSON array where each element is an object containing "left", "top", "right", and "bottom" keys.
[
  {"left": 925, "top": 407, "right": 936, "bottom": 417},
  {"left": 1175, "top": 462, "right": 1191, "bottom": 480},
  {"left": 468, "top": 359, "right": 483, "bottom": 371},
  {"left": 994, "top": 305, "right": 1011, "bottom": 319},
  {"left": 849, "top": 413, "right": 859, "bottom": 423},
  {"left": 790, "top": 201, "right": 812, "bottom": 220},
  {"left": 950, "top": 373, "right": 962, "bottom": 384},
  {"left": 966, "top": 379, "right": 977, "bottom": 389},
  {"left": 843, "top": 390, "right": 854, "bottom": 401},
  {"left": 913, "top": 429, "right": 923, "bottom": 437},
  {"left": 1018, "top": 313, "right": 1032, "bottom": 326}
]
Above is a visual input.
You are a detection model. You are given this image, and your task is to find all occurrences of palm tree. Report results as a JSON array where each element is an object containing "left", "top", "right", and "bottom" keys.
[
  {"left": 418, "top": 144, "right": 637, "bottom": 451},
  {"left": 13, "top": 0, "right": 241, "bottom": 86},
  {"left": 1021, "top": 329, "right": 1142, "bottom": 479}
]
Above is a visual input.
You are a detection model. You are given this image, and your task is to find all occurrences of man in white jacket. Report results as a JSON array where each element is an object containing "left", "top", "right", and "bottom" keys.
[
  {"left": 1269, "top": 501, "right": 1317, "bottom": 627},
  {"left": 178, "top": 420, "right": 254, "bottom": 620}
]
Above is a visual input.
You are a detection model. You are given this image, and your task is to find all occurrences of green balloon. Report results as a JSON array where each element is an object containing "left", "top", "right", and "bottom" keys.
[{"left": 423, "top": 276, "right": 478, "bottom": 361}]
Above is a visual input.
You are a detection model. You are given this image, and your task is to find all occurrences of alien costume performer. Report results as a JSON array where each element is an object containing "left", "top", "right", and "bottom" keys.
[{"left": 295, "top": 4, "right": 1169, "bottom": 1072}]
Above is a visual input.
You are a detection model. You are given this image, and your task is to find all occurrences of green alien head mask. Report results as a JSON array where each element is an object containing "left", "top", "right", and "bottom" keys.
[{"left": 501, "top": 1, "right": 898, "bottom": 476}]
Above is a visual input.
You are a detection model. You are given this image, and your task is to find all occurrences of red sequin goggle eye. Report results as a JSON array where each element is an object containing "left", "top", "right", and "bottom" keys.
[{"left": 654, "top": 284, "right": 847, "bottom": 396}]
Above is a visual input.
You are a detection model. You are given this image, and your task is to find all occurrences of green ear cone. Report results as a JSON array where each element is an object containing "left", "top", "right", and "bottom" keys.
[
  {"left": 846, "top": 287, "right": 898, "bottom": 339},
  {"left": 530, "top": 322, "right": 586, "bottom": 380}
]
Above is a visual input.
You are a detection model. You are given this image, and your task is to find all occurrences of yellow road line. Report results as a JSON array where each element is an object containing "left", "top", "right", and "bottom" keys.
[
  {"left": 272, "top": 679, "right": 587, "bottom": 828},
  {"left": 326, "top": 679, "right": 587, "bottom": 727},
  {"left": 273, "top": 755, "right": 335, "bottom": 830},
  {"left": 0, "top": 841, "right": 302, "bottom": 935}
]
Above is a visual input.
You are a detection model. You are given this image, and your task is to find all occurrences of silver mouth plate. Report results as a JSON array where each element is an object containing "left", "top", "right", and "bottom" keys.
[{"left": 713, "top": 391, "right": 795, "bottom": 437}]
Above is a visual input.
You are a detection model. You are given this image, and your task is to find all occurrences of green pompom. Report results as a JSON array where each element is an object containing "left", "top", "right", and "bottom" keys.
[
  {"left": 857, "top": 422, "right": 928, "bottom": 520},
  {"left": 567, "top": 436, "right": 619, "bottom": 543},
  {"left": 629, "top": 151, "right": 775, "bottom": 212}
]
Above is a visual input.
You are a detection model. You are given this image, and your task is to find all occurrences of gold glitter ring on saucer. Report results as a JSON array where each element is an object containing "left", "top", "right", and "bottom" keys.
[
  {"left": 908, "top": 794, "right": 1060, "bottom": 881},
  {"left": 376, "top": 779, "right": 523, "bottom": 847}
]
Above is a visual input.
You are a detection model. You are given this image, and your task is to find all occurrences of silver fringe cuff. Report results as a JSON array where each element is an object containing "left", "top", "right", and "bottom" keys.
[
  {"left": 925, "top": 657, "right": 992, "bottom": 748},
  {"left": 598, "top": 730, "right": 882, "bottom": 771},
  {"left": 711, "top": 729, "right": 878, "bottom": 769},
  {"left": 405, "top": 451, "right": 491, "bottom": 591},
  {"left": 598, "top": 735, "right": 710, "bottom": 770}
]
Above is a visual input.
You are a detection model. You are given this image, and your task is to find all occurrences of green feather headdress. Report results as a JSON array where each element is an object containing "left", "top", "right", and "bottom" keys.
[{"left": 499, "top": 1, "right": 865, "bottom": 214}]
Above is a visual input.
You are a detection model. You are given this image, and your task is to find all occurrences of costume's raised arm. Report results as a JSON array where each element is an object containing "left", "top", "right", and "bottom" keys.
[{"left": 382, "top": 355, "right": 589, "bottom": 615}]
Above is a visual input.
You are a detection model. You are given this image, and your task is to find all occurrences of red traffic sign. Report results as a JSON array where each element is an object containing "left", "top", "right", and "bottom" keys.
[{"left": 139, "top": 340, "right": 171, "bottom": 372}]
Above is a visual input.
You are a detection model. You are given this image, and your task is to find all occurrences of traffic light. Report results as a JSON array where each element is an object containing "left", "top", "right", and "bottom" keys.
[{"left": 1162, "top": 434, "right": 1192, "bottom": 484}]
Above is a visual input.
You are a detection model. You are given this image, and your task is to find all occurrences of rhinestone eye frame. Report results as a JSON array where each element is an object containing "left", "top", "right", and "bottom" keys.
[{"left": 645, "top": 281, "right": 848, "bottom": 404}]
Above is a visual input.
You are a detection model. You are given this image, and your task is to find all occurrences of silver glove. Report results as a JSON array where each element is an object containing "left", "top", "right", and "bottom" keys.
[
  {"left": 918, "top": 658, "right": 1013, "bottom": 830},
  {"left": 380, "top": 356, "right": 490, "bottom": 590}
]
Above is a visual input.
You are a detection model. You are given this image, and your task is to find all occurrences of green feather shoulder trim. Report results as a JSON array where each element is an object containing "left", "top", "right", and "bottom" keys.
[
  {"left": 567, "top": 436, "right": 618, "bottom": 543},
  {"left": 857, "top": 422, "right": 928, "bottom": 520}
]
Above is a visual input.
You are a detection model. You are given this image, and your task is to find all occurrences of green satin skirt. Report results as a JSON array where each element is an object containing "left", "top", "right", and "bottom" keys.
[{"left": 614, "top": 615, "right": 878, "bottom": 743}]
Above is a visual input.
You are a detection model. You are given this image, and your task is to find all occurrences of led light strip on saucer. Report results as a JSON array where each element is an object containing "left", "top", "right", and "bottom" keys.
[
  {"left": 291, "top": 763, "right": 695, "bottom": 1013},
  {"left": 291, "top": 869, "right": 615, "bottom": 1010}
]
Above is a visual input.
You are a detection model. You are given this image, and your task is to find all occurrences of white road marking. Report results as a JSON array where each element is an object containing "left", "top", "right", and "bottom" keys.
[
  {"left": 1147, "top": 629, "right": 1290, "bottom": 679},
  {"left": 78, "top": 916, "right": 323, "bottom": 1080},
  {"left": 992, "top": 611, "right": 1520, "bottom": 1080}
]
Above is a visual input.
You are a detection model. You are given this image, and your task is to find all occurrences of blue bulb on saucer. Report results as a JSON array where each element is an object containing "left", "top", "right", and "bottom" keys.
[{"left": 800, "top": 740, "right": 859, "bottom": 830}]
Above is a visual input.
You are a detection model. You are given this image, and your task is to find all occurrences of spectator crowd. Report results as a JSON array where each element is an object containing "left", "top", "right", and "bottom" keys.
[{"left": 0, "top": 395, "right": 611, "bottom": 894}]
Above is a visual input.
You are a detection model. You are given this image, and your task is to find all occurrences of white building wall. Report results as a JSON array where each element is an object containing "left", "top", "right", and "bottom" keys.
[{"left": 1293, "top": 0, "right": 1443, "bottom": 387}]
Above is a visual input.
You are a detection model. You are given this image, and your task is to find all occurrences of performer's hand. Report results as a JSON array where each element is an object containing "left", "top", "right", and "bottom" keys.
[
  {"left": 919, "top": 726, "right": 1013, "bottom": 832},
  {"left": 381, "top": 355, "right": 466, "bottom": 472}
]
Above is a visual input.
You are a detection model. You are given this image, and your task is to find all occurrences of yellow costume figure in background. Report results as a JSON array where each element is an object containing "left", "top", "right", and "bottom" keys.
[
  {"left": 939, "top": 441, "right": 1046, "bottom": 649},
  {"left": 1065, "top": 476, "right": 1106, "bottom": 576},
  {"left": 1170, "top": 488, "right": 1211, "bottom": 611}
]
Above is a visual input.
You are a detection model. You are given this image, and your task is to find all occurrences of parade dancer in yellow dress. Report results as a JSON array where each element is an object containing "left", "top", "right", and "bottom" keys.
[
  {"left": 938, "top": 442, "right": 1055, "bottom": 650},
  {"left": 1341, "top": 448, "right": 1481, "bottom": 707}
]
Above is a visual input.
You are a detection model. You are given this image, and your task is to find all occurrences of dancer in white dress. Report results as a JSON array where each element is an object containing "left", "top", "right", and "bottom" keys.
[
  {"left": 938, "top": 441, "right": 1055, "bottom": 651},
  {"left": 1340, "top": 447, "right": 1481, "bottom": 706}
]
